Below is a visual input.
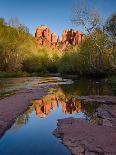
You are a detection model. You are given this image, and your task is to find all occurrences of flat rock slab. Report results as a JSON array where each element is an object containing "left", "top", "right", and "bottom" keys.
[
  {"left": 0, "top": 85, "right": 54, "bottom": 137},
  {"left": 77, "top": 95, "right": 116, "bottom": 104},
  {"left": 53, "top": 117, "right": 116, "bottom": 155},
  {"left": 95, "top": 105, "right": 116, "bottom": 129}
]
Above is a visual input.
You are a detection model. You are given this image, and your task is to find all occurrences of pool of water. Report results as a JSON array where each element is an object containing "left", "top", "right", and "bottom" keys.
[{"left": 0, "top": 77, "right": 115, "bottom": 155}]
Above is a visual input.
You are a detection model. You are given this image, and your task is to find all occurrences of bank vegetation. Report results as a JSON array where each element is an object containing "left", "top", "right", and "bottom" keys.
[{"left": 0, "top": 12, "right": 115, "bottom": 78}]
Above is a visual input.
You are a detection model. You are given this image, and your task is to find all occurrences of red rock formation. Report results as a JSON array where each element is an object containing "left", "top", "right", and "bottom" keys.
[
  {"left": 35, "top": 25, "right": 51, "bottom": 46},
  {"left": 62, "top": 29, "right": 85, "bottom": 48},
  {"left": 35, "top": 25, "right": 58, "bottom": 48},
  {"left": 51, "top": 33, "right": 57, "bottom": 49},
  {"left": 35, "top": 25, "right": 85, "bottom": 50},
  {"left": 51, "top": 33, "right": 57, "bottom": 43}
]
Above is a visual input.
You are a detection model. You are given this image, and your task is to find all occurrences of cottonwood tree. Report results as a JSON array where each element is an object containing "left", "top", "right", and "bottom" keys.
[
  {"left": 8, "top": 17, "right": 29, "bottom": 33},
  {"left": 71, "top": 0, "right": 106, "bottom": 72},
  {"left": 72, "top": 0, "right": 101, "bottom": 34}
]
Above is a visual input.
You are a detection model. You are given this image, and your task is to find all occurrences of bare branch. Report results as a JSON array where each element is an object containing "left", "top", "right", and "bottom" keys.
[{"left": 71, "top": 0, "right": 101, "bottom": 33}]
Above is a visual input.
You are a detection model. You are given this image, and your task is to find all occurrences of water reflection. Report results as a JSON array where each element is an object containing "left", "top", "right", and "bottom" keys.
[
  {"left": 16, "top": 105, "right": 34, "bottom": 128},
  {"left": 1, "top": 78, "right": 113, "bottom": 155},
  {"left": 34, "top": 87, "right": 82, "bottom": 118},
  {"left": 15, "top": 87, "right": 101, "bottom": 128},
  {"left": 12, "top": 78, "right": 115, "bottom": 128},
  {"left": 60, "top": 79, "right": 115, "bottom": 96},
  {"left": 34, "top": 97, "right": 82, "bottom": 118}
]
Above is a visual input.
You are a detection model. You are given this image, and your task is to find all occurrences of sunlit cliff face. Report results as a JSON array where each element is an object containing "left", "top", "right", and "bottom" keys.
[
  {"left": 33, "top": 88, "right": 83, "bottom": 118},
  {"left": 35, "top": 25, "right": 85, "bottom": 50}
]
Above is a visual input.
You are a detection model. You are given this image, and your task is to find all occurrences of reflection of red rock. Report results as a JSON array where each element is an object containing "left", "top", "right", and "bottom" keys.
[
  {"left": 44, "top": 103, "right": 51, "bottom": 115},
  {"left": 34, "top": 98, "right": 57, "bottom": 118},
  {"left": 51, "top": 95, "right": 56, "bottom": 100},
  {"left": 62, "top": 99, "right": 82, "bottom": 114},
  {"left": 51, "top": 101, "right": 57, "bottom": 110},
  {"left": 62, "top": 101, "right": 67, "bottom": 113},
  {"left": 34, "top": 95, "right": 82, "bottom": 118},
  {"left": 35, "top": 105, "right": 46, "bottom": 118}
]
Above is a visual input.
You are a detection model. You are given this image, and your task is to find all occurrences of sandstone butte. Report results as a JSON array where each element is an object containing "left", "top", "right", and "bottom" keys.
[{"left": 35, "top": 25, "right": 85, "bottom": 50}]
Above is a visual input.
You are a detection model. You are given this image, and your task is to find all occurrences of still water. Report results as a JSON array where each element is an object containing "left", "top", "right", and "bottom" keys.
[{"left": 0, "top": 77, "right": 115, "bottom": 155}]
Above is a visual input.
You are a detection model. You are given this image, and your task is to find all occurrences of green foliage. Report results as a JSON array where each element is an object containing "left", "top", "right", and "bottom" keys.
[
  {"left": 22, "top": 47, "right": 61, "bottom": 74},
  {"left": 0, "top": 17, "right": 62, "bottom": 75},
  {"left": 79, "top": 29, "right": 113, "bottom": 73},
  {"left": 58, "top": 28, "right": 115, "bottom": 76},
  {"left": 0, "top": 17, "right": 36, "bottom": 72},
  {"left": 0, "top": 16, "right": 115, "bottom": 78},
  {"left": 58, "top": 50, "right": 80, "bottom": 74}
]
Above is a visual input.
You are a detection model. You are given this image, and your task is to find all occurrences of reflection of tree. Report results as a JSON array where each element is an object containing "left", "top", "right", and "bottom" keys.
[
  {"left": 60, "top": 79, "right": 113, "bottom": 96},
  {"left": 34, "top": 87, "right": 83, "bottom": 118},
  {"left": 33, "top": 87, "right": 104, "bottom": 119},
  {"left": 15, "top": 80, "right": 111, "bottom": 126},
  {"left": 82, "top": 101, "right": 102, "bottom": 124},
  {"left": 16, "top": 104, "right": 34, "bottom": 127}
]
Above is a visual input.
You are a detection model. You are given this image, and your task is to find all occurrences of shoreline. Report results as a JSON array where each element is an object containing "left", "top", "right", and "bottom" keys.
[
  {"left": 0, "top": 84, "right": 55, "bottom": 138},
  {"left": 0, "top": 78, "right": 116, "bottom": 155}
]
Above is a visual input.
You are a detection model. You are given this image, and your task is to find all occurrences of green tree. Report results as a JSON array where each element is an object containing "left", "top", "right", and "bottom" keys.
[
  {"left": 71, "top": 0, "right": 105, "bottom": 71},
  {"left": 0, "top": 17, "right": 36, "bottom": 72}
]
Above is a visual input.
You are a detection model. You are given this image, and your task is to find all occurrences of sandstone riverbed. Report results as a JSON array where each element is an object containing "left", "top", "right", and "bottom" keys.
[
  {"left": 0, "top": 77, "right": 116, "bottom": 155},
  {"left": 53, "top": 100, "right": 116, "bottom": 155}
]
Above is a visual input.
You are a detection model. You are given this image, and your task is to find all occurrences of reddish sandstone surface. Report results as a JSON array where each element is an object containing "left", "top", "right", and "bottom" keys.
[
  {"left": 1, "top": 77, "right": 116, "bottom": 155},
  {"left": 0, "top": 78, "right": 73, "bottom": 137},
  {"left": 53, "top": 100, "right": 116, "bottom": 155},
  {"left": 53, "top": 116, "right": 116, "bottom": 155},
  {"left": 35, "top": 25, "right": 58, "bottom": 49},
  {"left": 62, "top": 29, "right": 85, "bottom": 49},
  {"left": 35, "top": 25, "right": 85, "bottom": 50}
]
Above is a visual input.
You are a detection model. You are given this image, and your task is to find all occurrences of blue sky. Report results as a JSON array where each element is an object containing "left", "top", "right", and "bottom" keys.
[{"left": 0, "top": 0, "right": 116, "bottom": 38}]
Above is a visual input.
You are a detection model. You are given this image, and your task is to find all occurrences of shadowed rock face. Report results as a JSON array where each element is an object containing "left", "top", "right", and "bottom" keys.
[
  {"left": 62, "top": 29, "right": 85, "bottom": 49},
  {"left": 35, "top": 25, "right": 85, "bottom": 50}
]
